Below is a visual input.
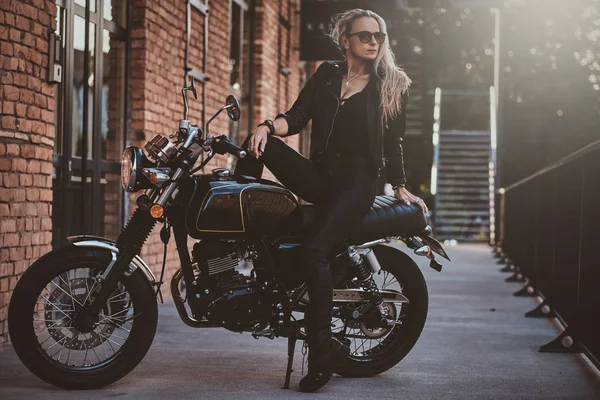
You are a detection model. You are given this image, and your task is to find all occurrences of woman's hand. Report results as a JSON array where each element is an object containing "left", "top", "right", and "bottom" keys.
[
  {"left": 394, "top": 187, "right": 428, "bottom": 212},
  {"left": 247, "top": 125, "right": 270, "bottom": 158}
]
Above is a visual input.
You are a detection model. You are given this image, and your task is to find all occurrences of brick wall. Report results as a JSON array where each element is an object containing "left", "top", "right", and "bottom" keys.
[
  {"left": 129, "top": 0, "right": 305, "bottom": 301},
  {"left": 0, "top": 1, "right": 57, "bottom": 346},
  {"left": 0, "top": 0, "right": 305, "bottom": 346}
]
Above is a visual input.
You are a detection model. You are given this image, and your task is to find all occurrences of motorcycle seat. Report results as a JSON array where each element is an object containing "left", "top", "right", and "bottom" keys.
[{"left": 296, "top": 195, "right": 428, "bottom": 240}]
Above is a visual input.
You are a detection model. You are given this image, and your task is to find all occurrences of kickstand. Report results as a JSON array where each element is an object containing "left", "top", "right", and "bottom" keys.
[{"left": 283, "top": 334, "right": 297, "bottom": 389}]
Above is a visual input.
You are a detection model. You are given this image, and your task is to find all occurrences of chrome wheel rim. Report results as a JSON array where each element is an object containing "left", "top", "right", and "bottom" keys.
[
  {"left": 33, "top": 265, "right": 135, "bottom": 369},
  {"left": 332, "top": 269, "right": 406, "bottom": 359}
]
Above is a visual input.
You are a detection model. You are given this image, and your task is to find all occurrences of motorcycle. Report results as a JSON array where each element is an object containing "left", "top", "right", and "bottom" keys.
[{"left": 7, "top": 78, "right": 450, "bottom": 390}]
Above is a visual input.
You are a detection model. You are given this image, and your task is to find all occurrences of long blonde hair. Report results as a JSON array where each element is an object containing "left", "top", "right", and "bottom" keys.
[{"left": 327, "top": 9, "right": 411, "bottom": 123}]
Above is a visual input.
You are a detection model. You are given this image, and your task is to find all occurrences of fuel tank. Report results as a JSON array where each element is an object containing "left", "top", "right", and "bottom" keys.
[{"left": 185, "top": 169, "right": 299, "bottom": 240}]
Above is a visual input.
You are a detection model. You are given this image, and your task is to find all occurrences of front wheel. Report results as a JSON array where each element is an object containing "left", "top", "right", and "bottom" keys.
[
  {"left": 333, "top": 244, "right": 429, "bottom": 377},
  {"left": 8, "top": 246, "right": 158, "bottom": 389}
]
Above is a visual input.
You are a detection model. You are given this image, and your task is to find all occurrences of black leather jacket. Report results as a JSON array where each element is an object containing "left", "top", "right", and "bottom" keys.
[{"left": 275, "top": 60, "right": 407, "bottom": 186}]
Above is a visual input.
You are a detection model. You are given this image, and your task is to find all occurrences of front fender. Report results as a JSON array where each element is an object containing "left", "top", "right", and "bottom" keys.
[{"left": 66, "top": 235, "right": 158, "bottom": 289}]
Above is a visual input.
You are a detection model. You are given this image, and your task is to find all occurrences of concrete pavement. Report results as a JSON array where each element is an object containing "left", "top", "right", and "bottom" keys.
[{"left": 1, "top": 243, "right": 600, "bottom": 399}]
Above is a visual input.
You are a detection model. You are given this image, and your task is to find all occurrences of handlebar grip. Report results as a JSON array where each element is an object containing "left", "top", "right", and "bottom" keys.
[{"left": 212, "top": 135, "right": 247, "bottom": 158}]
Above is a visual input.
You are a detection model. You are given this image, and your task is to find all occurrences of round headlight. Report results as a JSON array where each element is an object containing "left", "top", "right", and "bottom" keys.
[{"left": 121, "top": 146, "right": 138, "bottom": 192}]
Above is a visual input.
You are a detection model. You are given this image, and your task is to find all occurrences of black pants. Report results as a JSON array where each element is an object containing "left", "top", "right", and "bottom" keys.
[{"left": 234, "top": 134, "right": 377, "bottom": 345}]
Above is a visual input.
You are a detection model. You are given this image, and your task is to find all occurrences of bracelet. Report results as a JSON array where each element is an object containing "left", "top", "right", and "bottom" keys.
[
  {"left": 391, "top": 184, "right": 405, "bottom": 191},
  {"left": 259, "top": 119, "right": 276, "bottom": 135}
]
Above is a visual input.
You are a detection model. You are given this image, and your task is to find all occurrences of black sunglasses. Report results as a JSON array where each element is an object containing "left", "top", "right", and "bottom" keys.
[{"left": 347, "top": 31, "right": 386, "bottom": 44}]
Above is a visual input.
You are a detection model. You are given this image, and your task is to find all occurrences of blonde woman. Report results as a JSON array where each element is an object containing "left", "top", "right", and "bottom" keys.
[{"left": 235, "top": 8, "right": 426, "bottom": 392}]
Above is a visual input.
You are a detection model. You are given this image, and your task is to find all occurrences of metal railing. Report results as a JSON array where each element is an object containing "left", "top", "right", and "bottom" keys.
[{"left": 494, "top": 139, "right": 600, "bottom": 367}]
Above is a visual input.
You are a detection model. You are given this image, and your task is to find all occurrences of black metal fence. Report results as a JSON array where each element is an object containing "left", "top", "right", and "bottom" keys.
[{"left": 494, "top": 140, "right": 600, "bottom": 366}]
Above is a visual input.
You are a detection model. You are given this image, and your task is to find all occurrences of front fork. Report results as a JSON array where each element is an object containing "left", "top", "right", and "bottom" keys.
[{"left": 79, "top": 206, "right": 157, "bottom": 322}]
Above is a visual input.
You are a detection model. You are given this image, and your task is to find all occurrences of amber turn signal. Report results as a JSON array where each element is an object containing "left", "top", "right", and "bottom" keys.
[{"left": 150, "top": 204, "right": 164, "bottom": 219}]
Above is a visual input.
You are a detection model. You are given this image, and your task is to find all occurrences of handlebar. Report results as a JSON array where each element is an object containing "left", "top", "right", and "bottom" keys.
[{"left": 209, "top": 135, "right": 247, "bottom": 159}]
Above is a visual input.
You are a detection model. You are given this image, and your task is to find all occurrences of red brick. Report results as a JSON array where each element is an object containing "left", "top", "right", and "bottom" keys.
[
  {"left": 18, "top": 118, "right": 32, "bottom": 133},
  {"left": 0, "top": 143, "right": 5, "bottom": 156},
  {"left": 15, "top": 16, "right": 30, "bottom": 31},
  {"left": 26, "top": 160, "right": 40, "bottom": 173},
  {"left": 1, "top": 42, "right": 13, "bottom": 56},
  {"left": 31, "top": 120, "right": 45, "bottom": 134},
  {"left": 14, "top": 261, "right": 29, "bottom": 275},
  {"left": 0, "top": 219, "right": 16, "bottom": 233},
  {"left": 13, "top": 73, "right": 27, "bottom": 87},
  {"left": 41, "top": 217, "right": 52, "bottom": 230},
  {"left": 2, "top": 101, "right": 15, "bottom": 115},
  {"left": 9, "top": 28, "right": 21, "bottom": 43},
  {"left": 45, "top": 123, "right": 55, "bottom": 138},
  {"left": 0, "top": 70, "right": 11, "bottom": 85},
  {"left": 0, "top": 159, "right": 11, "bottom": 171},
  {"left": 19, "top": 89, "right": 34, "bottom": 104},
  {"left": 22, "top": 33, "right": 35, "bottom": 47},
  {"left": 26, "top": 188, "right": 39, "bottom": 201},
  {"left": 0, "top": 278, "right": 9, "bottom": 293},
  {"left": 3, "top": 233, "right": 19, "bottom": 248},
  {"left": 34, "top": 93, "right": 47, "bottom": 108},
  {"left": 32, "top": 22, "right": 43, "bottom": 36},
  {"left": 27, "top": 105, "right": 41, "bottom": 120},
  {"left": 19, "top": 174, "right": 32, "bottom": 187},
  {"left": 12, "top": 158, "right": 28, "bottom": 173},
  {"left": 6, "top": 144, "right": 19, "bottom": 156},
  {"left": 39, "top": 188, "right": 52, "bottom": 202},
  {"left": 3, "top": 173, "right": 19, "bottom": 188},
  {"left": 15, "top": 103, "right": 27, "bottom": 117},
  {"left": 9, "top": 247, "right": 25, "bottom": 262},
  {"left": 41, "top": 83, "right": 54, "bottom": 96},
  {"left": 5, "top": 13, "right": 15, "bottom": 26},
  {"left": 3, "top": 57, "right": 19, "bottom": 71},
  {"left": 40, "top": 109, "right": 53, "bottom": 123},
  {"left": 27, "top": 76, "right": 41, "bottom": 91},
  {"left": 1, "top": 116, "right": 16, "bottom": 130},
  {"left": 21, "top": 144, "right": 35, "bottom": 158},
  {"left": 0, "top": 264, "right": 13, "bottom": 278},
  {"left": 38, "top": 10, "right": 50, "bottom": 26},
  {"left": 9, "top": 276, "right": 18, "bottom": 290},
  {"left": 4, "top": 87, "right": 19, "bottom": 103}
]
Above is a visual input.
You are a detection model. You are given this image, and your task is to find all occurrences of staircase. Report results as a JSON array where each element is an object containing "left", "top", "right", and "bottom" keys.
[
  {"left": 434, "top": 130, "right": 491, "bottom": 242},
  {"left": 402, "top": 61, "right": 423, "bottom": 135}
]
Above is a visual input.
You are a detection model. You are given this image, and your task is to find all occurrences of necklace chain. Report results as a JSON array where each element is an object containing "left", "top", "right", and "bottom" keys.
[{"left": 345, "top": 69, "right": 368, "bottom": 87}]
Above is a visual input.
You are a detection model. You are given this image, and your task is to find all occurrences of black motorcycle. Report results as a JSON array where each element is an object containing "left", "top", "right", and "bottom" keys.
[{"left": 8, "top": 79, "right": 449, "bottom": 390}]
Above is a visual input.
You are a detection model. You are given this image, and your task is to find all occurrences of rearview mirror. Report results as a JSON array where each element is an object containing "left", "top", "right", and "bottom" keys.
[{"left": 225, "top": 95, "right": 241, "bottom": 121}]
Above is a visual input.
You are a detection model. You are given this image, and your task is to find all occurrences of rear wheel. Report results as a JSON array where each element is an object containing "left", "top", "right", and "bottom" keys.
[
  {"left": 8, "top": 246, "right": 158, "bottom": 389},
  {"left": 333, "top": 245, "right": 428, "bottom": 377}
]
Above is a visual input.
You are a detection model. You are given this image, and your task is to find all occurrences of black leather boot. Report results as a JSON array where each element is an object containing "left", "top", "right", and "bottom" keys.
[{"left": 299, "top": 336, "right": 350, "bottom": 393}]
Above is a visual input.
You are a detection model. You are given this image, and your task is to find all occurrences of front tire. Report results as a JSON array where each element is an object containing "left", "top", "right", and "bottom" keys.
[
  {"left": 334, "top": 244, "right": 429, "bottom": 377},
  {"left": 8, "top": 246, "right": 158, "bottom": 389}
]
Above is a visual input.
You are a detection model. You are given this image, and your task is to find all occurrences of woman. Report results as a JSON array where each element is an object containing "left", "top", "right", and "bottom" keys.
[{"left": 234, "top": 8, "right": 427, "bottom": 392}]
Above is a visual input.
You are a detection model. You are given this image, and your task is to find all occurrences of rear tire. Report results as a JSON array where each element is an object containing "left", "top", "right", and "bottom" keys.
[
  {"left": 334, "top": 244, "right": 428, "bottom": 377},
  {"left": 8, "top": 246, "right": 158, "bottom": 389}
]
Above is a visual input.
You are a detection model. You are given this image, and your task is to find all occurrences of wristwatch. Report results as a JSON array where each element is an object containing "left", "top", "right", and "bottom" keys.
[{"left": 391, "top": 184, "right": 405, "bottom": 191}]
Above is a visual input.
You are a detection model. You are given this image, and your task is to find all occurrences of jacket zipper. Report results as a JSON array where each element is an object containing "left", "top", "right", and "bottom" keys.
[
  {"left": 324, "top": 82, "right": 340, "bottom": 150},
  {"left": 382, "top": 120, "right": 388, "bottom": 169}
]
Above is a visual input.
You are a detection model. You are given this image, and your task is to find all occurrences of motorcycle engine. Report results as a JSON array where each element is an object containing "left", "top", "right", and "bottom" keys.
[{"left": 191, "top": 240, "right": 276, "bottom": 330}]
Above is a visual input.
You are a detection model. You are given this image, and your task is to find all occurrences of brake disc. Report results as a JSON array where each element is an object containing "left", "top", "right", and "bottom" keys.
[{"left": 44, "top": 277, "right": 123, "bottom": 350}]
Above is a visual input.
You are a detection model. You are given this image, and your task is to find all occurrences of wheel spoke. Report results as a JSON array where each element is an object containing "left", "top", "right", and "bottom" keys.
[
  {"left": 48, "top": 281, "right": 83, "bottom": 307},
  {"left": 97, "top": 331, "right": 124, "bottom": 348},
  {"left": 82, "top": 278, "right": 98, "bottom": 307}
]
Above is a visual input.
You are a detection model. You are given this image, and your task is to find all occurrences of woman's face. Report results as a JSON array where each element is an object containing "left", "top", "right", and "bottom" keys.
[{"left": 343, "top": 17, "right": 382, "bottom": 61}]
